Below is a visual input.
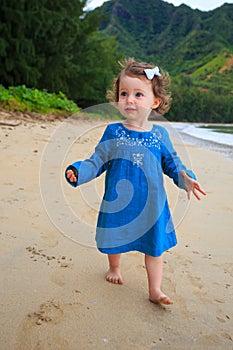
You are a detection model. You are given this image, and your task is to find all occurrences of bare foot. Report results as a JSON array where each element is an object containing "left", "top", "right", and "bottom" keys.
[
  {"left": 106, "top": 267, "right": 123, "bottom": 285},
  {"left": 149, "top": 289, "right": 173, "bottom": 305}
]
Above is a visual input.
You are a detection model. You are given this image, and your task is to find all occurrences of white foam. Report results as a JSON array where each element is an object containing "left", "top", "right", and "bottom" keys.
[{"left": 172, "top": 123, "right": 233, "bottom": 147}]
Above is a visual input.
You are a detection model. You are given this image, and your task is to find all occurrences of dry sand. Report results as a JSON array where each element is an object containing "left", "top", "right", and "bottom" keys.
[{"left": 0, "top": 116, "right": 232, "bottom": 350}]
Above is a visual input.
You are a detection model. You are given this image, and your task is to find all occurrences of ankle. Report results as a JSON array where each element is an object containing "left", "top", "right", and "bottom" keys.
[
  {"left": 149, "top": 287, "right": 163, "bottom": 296},
  {"left": 109, "top": 265, "right": 120, "bottom": 270}
]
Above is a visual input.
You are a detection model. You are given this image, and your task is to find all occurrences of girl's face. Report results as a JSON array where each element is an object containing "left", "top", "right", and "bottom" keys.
[{"left": 118, "top": 74, "right": 160, "bottom": 122}]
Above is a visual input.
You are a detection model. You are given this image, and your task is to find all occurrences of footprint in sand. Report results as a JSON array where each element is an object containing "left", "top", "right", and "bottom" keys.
[
  {"left": 26, "top": 245, "right": 73, "bottom": 268},
  {"left": 27, "top": 300, "right": 63, "bottom": 326},
  {"left": 17, "top": 301, "right": 68, "bottom": 350}
]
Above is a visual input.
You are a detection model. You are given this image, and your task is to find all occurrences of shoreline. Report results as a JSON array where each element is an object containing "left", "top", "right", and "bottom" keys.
[
  {"left": 175, "top": 131, "right": 233, "bottom": 161},
  {"left": 1, "top": 119, "right": 233, "bottom": 349},
  {"left": 169, "top": 122, "right": 233, "bottom": 161}
]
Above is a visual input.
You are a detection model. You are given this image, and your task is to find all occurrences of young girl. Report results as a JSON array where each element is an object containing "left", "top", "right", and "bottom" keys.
[{"left": 65, "top": 58, "right": 206, "bottom": 305}]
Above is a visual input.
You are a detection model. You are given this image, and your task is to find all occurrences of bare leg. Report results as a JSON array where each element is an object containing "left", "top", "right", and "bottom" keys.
[
  {"left": 106, "top": 254, "right": 123, "bottom": 284},
  {"left": 145, "top": 254, "right": 173, "bottom": 305}
]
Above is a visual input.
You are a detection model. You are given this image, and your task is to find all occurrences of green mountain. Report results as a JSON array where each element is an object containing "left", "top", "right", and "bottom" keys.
[{"left": 99, "top": 0, "right": 233, "bottom": 97}]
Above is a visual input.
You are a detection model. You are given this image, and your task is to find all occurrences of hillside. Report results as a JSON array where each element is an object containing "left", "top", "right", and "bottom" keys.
[
  {"left": 99, "top": 0, "right": 233, "bottom": 96},
  {"left": 1, "top": 0, "right": 232, "bottom": 122}
]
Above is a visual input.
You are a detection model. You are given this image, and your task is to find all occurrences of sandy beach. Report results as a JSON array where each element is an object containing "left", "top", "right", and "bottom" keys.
[{"left": 0, "top": 115, "right": 232, "bottom": 350}]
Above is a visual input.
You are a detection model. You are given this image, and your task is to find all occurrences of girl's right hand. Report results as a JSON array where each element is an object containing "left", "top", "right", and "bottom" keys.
[{"left": 66, "top": 169, "right": 77, "bottom": 183}]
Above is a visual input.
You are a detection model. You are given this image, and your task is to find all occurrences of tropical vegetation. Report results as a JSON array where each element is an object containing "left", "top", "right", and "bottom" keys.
[{"left": 0, "top": 0, "right": 232, "bottom": 122}]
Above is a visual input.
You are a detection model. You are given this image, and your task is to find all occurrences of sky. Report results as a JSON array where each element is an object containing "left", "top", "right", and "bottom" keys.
[{"left": 86, "top": 0, "right": 233, "bottom": 11}]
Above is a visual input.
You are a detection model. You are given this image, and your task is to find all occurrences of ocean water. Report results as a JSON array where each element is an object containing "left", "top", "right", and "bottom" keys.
[{"left": 171, "top": 123, "right": 233, "bottom": 161}]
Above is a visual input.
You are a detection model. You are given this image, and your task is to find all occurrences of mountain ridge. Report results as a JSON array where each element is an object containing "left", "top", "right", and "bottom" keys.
[{"left": 98, "top": 0, "right": 233, "bottom": 96}]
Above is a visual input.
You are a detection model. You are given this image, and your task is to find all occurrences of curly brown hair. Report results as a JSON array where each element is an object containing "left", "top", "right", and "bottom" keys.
[{"left": 107, "top": 58, "right": 172, "bottom": 115}]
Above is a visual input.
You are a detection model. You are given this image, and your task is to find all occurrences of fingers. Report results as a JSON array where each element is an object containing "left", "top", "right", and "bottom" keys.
[
  {"left": 187, "top": 182, "right": 206, "bottom": 200},
  {"left": 196, "top": 186, "right": 207, "bottom": 196},
  {"left": 66, "top": 170, "right": 77, "bottom": 183},
  {"left": 193, "top": 188, "right": 201, "bottom": 200},
  {"left": 194, "top": 182, "right": 206, "bottom": 198},
  {"left": 187, "top": 187, "right": 201, "bottom": 200}
]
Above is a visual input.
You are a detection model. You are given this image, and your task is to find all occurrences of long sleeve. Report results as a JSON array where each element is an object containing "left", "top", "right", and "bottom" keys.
[
  {"left": 161, "top": 127, "right": 196, "bottom": 190},
  {"left": 65, "top": 125, "right": 114, "bottom": 188}
]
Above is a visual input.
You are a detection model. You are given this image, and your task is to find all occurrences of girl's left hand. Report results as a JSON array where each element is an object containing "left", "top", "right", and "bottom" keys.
[{"left": 181, "top": 170, "right": 206, "bottom": 200}]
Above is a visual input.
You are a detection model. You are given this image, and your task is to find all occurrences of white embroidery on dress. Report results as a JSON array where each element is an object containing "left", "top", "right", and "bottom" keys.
[
  {"left": 115, "top": 126, "right": 161, "bottom": 149},
  {"left": 132, "top": 153, "right": 144, "bottom": 167}
]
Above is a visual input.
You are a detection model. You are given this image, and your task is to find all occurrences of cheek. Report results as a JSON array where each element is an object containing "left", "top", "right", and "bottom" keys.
[
  {"left": 118, "top": 95, "right": 126, "bottom": 102},
  {"left": 116, "top": 101, "right": 125, "bottom": 113}
]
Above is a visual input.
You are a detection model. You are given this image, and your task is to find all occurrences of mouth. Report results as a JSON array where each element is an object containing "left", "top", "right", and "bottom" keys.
[{"left": 125, "top": 106, "right": 137, "bottom": 112}]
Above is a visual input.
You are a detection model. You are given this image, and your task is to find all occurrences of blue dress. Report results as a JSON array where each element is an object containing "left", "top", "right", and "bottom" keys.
[{"left": 66, "top": 122, "right": 196, "bottom": 257}]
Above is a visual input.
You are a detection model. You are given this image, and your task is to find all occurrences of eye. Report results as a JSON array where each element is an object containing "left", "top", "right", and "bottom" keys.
[
  {"left": 136, "top": 92, "right": 143, "bottom": 97},
  {"left": 120, "top": 91, "right": 127, "bottom": 97}
]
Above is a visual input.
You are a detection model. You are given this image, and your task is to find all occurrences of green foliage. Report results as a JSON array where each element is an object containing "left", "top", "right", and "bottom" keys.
[
  {"left": 0, "top": 0, "right": 233, "bottom": 122},
  {"left": 65, "top": 8, "right": 122, "bottom": 106},
  {"left": 0, "top": 0, "right": 120, "bottom": 107},
  {"left": 100, "top": 0, "right": 233, "bottom": 123},
  {"left": 0, "top": 85, "right": 79, "bottom": 114},
  {"left": 192, "top": 57, "right": 223, "bottom": 77},
  {"left": 101, "top": 0, "right": 233, "bottom": 80},
  {"left": 167, "top": 79, "right": 233, "bottom": 123}
]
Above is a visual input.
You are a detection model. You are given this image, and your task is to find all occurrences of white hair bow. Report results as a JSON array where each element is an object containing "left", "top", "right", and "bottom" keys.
[{"left": 144, "top": 67, "right": 161, "bottom": 80}]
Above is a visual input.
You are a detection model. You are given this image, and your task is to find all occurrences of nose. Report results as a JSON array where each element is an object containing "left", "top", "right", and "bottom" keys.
[{"left": 126, "top": 93, "right": 134, "bottom": 104}]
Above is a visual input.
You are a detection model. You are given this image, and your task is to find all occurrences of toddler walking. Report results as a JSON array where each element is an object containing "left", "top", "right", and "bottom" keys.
[{"left": 66, "top": 58, "right": 206, "bottom": 305}]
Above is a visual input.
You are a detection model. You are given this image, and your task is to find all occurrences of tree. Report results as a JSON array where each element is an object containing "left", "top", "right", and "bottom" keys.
[
  {"left": 35, "top": 1, "right": 85, "bottom": 96},
  {"left": 0, "top": 0, "right": 120, "bottom": 106},
  {"left": 0, "top": 0, "right": 40, "bottom": 86},
  {"left": 67, "top": 8, "right": 122, "bottom": 105}
]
